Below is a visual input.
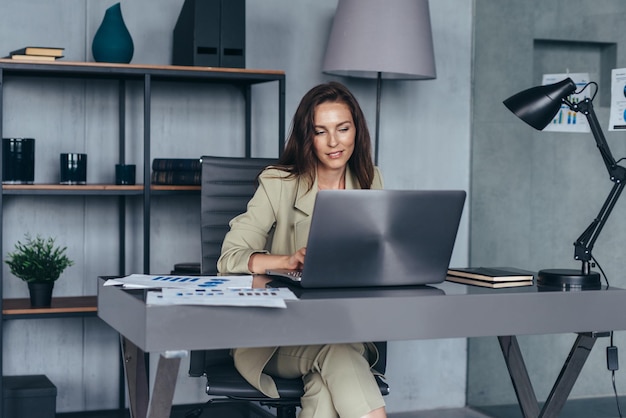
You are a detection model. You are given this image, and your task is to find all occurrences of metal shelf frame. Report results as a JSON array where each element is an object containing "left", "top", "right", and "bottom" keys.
[{"left": 0, "top": 60, "right": 285, "bottom": 416}]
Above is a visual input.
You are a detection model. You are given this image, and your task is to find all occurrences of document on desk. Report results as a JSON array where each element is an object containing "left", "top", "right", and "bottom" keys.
[
  {"left": 103, "top": 274, "right": 254, "bottom": 290},
  {"left": 146, "top": 287, "right": 298, "bottom": 308}
]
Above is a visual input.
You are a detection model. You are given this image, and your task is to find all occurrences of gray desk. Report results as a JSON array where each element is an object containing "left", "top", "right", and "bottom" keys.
[{"left": 97, "top": 277, "right": 626, "bottom": 418}]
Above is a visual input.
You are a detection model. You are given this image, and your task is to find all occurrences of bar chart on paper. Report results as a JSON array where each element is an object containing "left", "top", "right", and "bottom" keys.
[
  {"left": 146, "top": 287, "right": 297, "bottom": 308},
  {"left": 103, "top": 274, "right": 254, "bottom": 289}
]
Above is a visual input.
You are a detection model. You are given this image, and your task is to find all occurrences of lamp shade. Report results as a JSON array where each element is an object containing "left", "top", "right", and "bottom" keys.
[
  {"left": 503, "top": 78, "right": 577, "bottom": 130},
  {"left": 322, "top": 0, "right": 436, "bottom": 80}
]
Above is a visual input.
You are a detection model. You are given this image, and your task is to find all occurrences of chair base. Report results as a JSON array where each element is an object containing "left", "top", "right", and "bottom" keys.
[
  {"left": 185, "top": 397, "right": 292, "bottom": 418},
  {"left": 275, "top": 405, "right": 297, "bottom": 418}
]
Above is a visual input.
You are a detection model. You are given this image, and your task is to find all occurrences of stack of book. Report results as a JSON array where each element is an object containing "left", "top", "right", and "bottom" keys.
[
  {"left": 151, "top": 158, "right": 202, "bottom": 185},
  {"left": 6, "top": 46, "right": 65, "bottom": 62},
  {"left": 446, "top": 267, "right": 535, "bottom": 288}
]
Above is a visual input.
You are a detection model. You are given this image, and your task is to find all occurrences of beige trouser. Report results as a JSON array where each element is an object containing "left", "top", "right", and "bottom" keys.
[{"left": 263, "top": 343, "right": 385, "bottom": 418}]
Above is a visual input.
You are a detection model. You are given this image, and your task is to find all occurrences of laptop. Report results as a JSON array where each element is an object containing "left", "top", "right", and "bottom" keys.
[{"left": 265, "top": 189, "right": 466, "bottom": 288}]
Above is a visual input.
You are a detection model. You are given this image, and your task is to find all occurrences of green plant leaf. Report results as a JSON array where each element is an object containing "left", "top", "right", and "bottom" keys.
[{"left": 5, "top": 234, "right": 74, "bottom": 283}]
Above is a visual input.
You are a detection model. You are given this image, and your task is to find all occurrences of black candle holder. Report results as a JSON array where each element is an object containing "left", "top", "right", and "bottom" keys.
[
  {"left": 60, "top": 153, "right": 87, "bottom": 185},
  {"left": 2, "top": 138, "right": 35, "bottom": 184}
]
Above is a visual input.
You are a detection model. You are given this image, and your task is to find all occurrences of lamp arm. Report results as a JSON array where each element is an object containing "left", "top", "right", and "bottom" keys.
[
  {"left": 566, "top": 98, "right": 626, "bottom": 274},
  {"left": 569, "top": 98, "right": 624, "bottom": 180},
  {"left": 573, "top": 182, "right": 625, "bottom": 273}
]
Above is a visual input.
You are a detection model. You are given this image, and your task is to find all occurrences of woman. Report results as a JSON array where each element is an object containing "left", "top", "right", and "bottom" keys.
[{"left": 218, "top": 81, "right": 386, "bottom": 418}]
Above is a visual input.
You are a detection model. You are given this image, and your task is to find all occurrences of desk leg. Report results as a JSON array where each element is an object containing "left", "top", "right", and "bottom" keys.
[
  {"left": 499, "top": 333, "right": 602, "bottom": 418},
  {"left": 147, "top": 353, "right": 183, "bottom": 418},
  {"left": 539, "top": 333, "right": 597, "bottom": 418},
  {"left": 121, "top": 337, "right": 185, "bottom": 418},
  {"left": 498, "top": 335, "right": 540, "bottom": 418},
  {"left": 122, "top": 337, "right": 149, "bottom": 418}
]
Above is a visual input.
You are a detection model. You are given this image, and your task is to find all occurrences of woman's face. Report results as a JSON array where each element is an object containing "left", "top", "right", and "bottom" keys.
[{"left": 312, "top": 101, "right": 355, "bottom": 173}]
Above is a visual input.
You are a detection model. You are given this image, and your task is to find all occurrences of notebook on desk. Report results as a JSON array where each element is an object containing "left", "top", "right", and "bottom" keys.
[{"left": 265, "top": 189, "right": 466, "bottom": 288}]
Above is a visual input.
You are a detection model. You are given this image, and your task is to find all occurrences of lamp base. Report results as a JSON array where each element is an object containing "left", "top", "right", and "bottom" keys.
[{"left": 538, "top": 268, "right": 601, "bottom": 290}]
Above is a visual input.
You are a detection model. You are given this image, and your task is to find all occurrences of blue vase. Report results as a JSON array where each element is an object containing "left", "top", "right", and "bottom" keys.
[{"left": 92, "top": 3, "right": 134, "bottom": 64}]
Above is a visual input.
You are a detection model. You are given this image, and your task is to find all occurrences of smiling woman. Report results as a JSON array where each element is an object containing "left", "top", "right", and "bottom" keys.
[
  {"left": 217, "top": 81, "right": 387, "bottom": 418},
  {"left": 218, "top": 81, "right": 381, "bottom": 276}
]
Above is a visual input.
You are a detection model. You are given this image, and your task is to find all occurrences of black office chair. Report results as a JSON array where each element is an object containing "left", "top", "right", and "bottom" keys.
[
  {"left": 188, "top": 342, "right": 389, "bottom": 418},
  {"left": 199, "top": 155, "right": 277, "bottom": 276},
  {"left": 188, "top": 155, "right": 389, "bottom": 418}
]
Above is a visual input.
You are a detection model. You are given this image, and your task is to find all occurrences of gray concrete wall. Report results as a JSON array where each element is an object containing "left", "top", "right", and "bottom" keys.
[
  {"left": 470, "top": 0, "right": 626, "bottom": 407},
  {"left": 0, "top": 0, "right": 472, "bottom": 413}
]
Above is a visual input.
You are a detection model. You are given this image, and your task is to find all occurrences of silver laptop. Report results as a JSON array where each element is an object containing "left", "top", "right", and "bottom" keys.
[{"left": 266, "top": 189, "right": 466, "bottom": 288}]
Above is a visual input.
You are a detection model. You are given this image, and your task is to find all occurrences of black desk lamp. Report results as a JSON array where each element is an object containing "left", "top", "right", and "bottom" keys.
[{"left": 504, "top": 77, "right": 626, "bottom": 289}]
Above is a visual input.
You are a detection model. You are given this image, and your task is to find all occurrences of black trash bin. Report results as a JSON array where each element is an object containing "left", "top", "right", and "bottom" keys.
[{"left": 3, "top": 375, "right": 57, "bottom": 418}]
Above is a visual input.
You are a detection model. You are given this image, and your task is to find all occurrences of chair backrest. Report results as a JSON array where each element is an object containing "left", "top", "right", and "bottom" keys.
[
  {"left": 192, "top": 155, "right": 276, "bottom": 378},
  {"left": 200, "top": 155, "right": 277, "bottom": 275}
]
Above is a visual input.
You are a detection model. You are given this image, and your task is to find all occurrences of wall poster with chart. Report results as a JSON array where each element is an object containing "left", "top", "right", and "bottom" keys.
[{"left": 609, "top": 68, "right": 626, "bottom": 131}]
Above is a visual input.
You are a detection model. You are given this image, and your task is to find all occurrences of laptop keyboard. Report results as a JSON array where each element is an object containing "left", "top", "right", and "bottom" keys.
[{"left": 266, "top": 269, "right": 303, "bottom": 282}]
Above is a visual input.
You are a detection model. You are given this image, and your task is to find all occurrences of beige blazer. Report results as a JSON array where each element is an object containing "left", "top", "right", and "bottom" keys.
[
  {"left": 217, "top": 165, "right": 383, "bottom": 398},
  {"left": 218, "top": 166, "right": 383, "bottom": 274}
]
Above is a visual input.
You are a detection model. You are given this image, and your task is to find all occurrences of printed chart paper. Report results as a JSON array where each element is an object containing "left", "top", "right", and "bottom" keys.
[
  {"left": 103, "top": 274, "right": 254, "bottom": 289},
  {"left": 146, "top": 287, "right": 298, "bottom": 308},
  {"left": 541, "top": 73, "right": 591, "bottom": 133}
]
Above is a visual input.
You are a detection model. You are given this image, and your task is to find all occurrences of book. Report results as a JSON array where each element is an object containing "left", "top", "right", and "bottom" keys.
[
  {"left": 152, "top": 158, "right": 201, "bottom": 171},
  {"left": 447, "top": 267, "right": 534, "bottom": 282},
  {"left": 151, "top": 170, "right": 201, "bottom": 185},
  {"left": 445, "top": 275, "right": 534, "bottom": 288},
  {"left": 9, "top": 46, "right": 64, "bottom": 57},
  {"left": 6, "top": 54, "right": 58, "bottom": 62}
]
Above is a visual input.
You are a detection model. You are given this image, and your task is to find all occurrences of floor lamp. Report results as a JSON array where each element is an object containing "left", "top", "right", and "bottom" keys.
[{"left": 322, "top": 0, "right": 437, "bottom": 165}]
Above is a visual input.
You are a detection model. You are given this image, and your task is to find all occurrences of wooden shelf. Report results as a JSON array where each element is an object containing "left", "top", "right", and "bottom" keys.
[
  {"left": 151, "top": 184, "right": 201, "bottom": 191},
  {"left": 3, "top": 183, "right": 142, "bottom": 191},
  {"left": 0, "top": 59, "right": 285, "bottom": 75},
  {"left": 2, "top": 184, "right": 200, "bottom": 195},
  {"left": 3, "top": 296, "right": 97, "bottom": 318},
  {"left": 0, "top": 59, "right": 285, "bottom": 85}
]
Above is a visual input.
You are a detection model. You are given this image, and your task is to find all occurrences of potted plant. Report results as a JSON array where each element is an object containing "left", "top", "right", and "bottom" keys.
[{"left": 5, "top": 234, "right": 74, "bottom": 308}]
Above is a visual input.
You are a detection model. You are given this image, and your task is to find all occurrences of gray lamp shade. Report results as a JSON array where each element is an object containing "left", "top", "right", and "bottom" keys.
[{"left": 322, "top": 0, "right": 436, "bottom": 80}]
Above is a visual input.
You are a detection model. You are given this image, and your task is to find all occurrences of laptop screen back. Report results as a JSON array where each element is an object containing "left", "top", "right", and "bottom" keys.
[{"left": 298, "top": 189, "right": 466, "bottom": 288}]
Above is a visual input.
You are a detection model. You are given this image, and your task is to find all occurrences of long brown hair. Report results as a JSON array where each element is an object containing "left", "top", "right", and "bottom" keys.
[{"left": 274, "top": 82, "right": 375, "bottom": 189}]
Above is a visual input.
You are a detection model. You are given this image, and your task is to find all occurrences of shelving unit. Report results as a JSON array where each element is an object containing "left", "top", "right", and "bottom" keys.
[{"left": 0, "top": 59, "right": 285, "bottom": 414}]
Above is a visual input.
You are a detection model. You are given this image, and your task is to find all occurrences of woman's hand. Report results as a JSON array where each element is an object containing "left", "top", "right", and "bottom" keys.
[
  {"left": 287, "top": 247, "right": 306, "bottom": 270},
  {"left": 248, "top": 247, "right": 307, "bottom": 274}
]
